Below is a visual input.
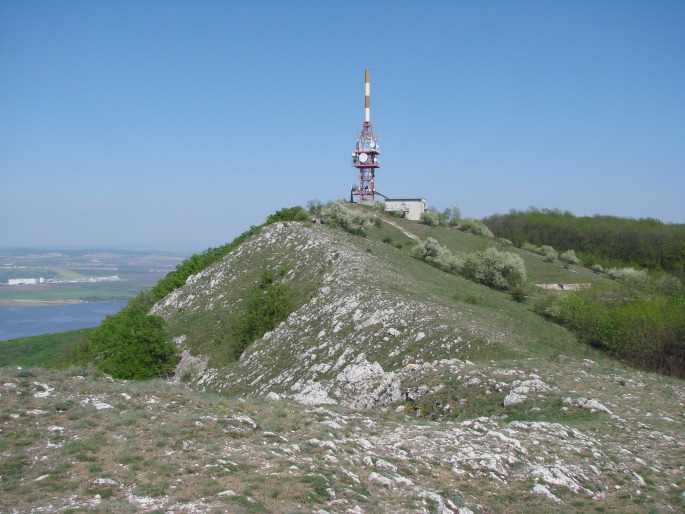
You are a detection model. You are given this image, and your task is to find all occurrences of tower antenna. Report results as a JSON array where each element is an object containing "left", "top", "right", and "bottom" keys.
[{"left": 350, "top": 69, "right": 380, "bottom": 204}]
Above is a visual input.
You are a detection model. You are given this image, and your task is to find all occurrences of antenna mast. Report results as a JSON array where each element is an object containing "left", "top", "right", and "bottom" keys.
[{"left": 351, "top": 69, "right": 380, "bottom": 204}]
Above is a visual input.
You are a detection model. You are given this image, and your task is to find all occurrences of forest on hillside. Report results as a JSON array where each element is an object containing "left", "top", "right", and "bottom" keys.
[{"left": 482, "top": 209, "right": 685, "bottom": 277}]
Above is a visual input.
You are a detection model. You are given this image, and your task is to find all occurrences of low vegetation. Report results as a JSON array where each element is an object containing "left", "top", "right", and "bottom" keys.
[
  {"left": 535, "top": 278, "right": 685, "bottom": 377},
  {"left": 320, "top": 200, "right": 379, "bottom": 235},
  {"left": 225, "top": 269, "right": 296, "bottom": 361},
  {"left": 67, "top": 206, "right": 312, "bottom": 379},
  {"left": 421, "top": 208, "right": 494, "bottom": 238},
  {"left": 86, "top": 294, "right": 178, "bottom": 380},
  {"left": 412, "top": 237, "right": 526, "bottom": 291},
  {"left": 483, "top": 207, "right": 685, "bottom": 276},
  {"left": 0, "top": 329, "right": 93, "bottom": 369},
  {"left": 2, "top": 203, "right": 684, "bottom": 513}
]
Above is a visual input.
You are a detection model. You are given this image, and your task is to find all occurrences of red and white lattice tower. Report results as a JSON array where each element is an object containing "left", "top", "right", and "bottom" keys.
[{"left": 350, "top": 69, "right": 380, "bottom": 204}]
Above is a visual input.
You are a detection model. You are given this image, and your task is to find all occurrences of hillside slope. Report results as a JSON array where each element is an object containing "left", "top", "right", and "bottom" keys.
[
  {"left": 151, "top": 221, "right": 584, "bottom": 407},
  {"left": 2, "top": 219, "right": 683, "bottom": 513}
]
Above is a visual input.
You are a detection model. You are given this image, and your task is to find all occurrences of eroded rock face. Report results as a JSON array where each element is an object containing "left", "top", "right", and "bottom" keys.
[{"left": 154, "top": 222, "right": 505, "bottom": 408}]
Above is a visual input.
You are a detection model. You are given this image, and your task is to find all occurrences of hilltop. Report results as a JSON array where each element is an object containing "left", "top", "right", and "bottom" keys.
[{"left": 1, "top": 208, "right": 683, "bottom": 513}]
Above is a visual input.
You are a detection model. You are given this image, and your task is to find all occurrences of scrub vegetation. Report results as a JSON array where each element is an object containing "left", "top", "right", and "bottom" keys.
[
  {"left": 483, "top": 207, "right": 685, "bottom": 276},
  {"left": 2, "top": 204, "right": 684, "bottom": 513}
]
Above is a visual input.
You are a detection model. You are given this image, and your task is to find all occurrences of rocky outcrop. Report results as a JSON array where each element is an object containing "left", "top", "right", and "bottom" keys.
[{"left": 155, "top": 222, "right": 506, "bottom": 408}]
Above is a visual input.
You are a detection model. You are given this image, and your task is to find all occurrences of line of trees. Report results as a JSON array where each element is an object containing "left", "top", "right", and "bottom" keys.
[{"left": 482, "top": 208, "right": 685, "bottom": 277}]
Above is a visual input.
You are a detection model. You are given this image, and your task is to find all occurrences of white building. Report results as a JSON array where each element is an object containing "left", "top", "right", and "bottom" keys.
[
  {"left": 8, "top": 278, "right": 44, "bottom": 285},
  {"left": 384, "top": 198, "right": 428, "bottom": 221}
]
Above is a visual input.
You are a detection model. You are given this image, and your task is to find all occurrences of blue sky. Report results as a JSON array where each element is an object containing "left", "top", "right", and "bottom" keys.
[{"left": 1, "top": 1, "right": 683, "bottom": 250}]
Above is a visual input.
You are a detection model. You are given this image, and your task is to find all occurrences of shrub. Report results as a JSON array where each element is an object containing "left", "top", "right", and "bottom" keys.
[
  {"left": 411, "top": 237, "right": 448, "bottom": 261},
  {"left": 463, "top": 247, "right": 527, "bottom": 290},
  {"left": 321, "top": 201, "right": 377, "bottom": 235},
  {"left": 533, "top": 291, "right": 563, "bottom": 320},
  {"left": 523, "top": 243, "right": 557, "bottom": 262},
  {"left": 226, "top": 269, "right": 295, "bottom": 361},
  {"left": 266, "top": 206, "right": 310, "bottom": 224},
  {"left": 606, "top": 267, "right": 647, "bottom": 285},
  {"left": 560, "top": 249, "right": 582, "bottom": 266},
  {"left": 413, "top": 239, "right": 526, "bottom": 290},
  {"left": 539, "top": 245, "right": 558, "bottom": 262},
  {"left": 510, "top": 285, "right": 528, "bottom": 303},
  {"left": 420, "top": 211, "right": 441, "bottom": 227},
  {"left": 457, "top": 218, "right": 494, "bottom": 238},
  {"left": 591, "top": 264, "right": 604, "bottom": 273},
  {"left": 88, "top": 294, "right": 179, "bottom": 380},
  {"left": 411, "top": 238, "right": 463, "bottom": 273},
  {"left": 557, "top": 286, "right": 684, "bottom": 376}
]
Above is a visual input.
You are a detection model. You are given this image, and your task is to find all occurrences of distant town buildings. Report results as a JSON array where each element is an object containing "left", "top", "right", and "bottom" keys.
[
  {"left": 6, "top": 276, "right": 120, "bottom": 285},
  {"left": 8, "top": 277, "right": 44, "bottom": 285}
]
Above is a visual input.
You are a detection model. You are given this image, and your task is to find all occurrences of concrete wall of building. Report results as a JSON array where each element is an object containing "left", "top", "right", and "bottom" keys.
[{"left": 384, "top": 199, "right": 427, "bottom": 221}]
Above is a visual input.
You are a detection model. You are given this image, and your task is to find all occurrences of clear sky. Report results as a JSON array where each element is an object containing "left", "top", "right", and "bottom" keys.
[{"left": 1, "top": 1, "right": 684, "bottom": 250}]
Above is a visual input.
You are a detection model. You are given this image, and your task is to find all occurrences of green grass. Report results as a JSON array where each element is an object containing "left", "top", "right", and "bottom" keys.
[
  {"left": 346, "top": 215, "right": 591, "bottom": 362},
  {"left": 366, "top": 209, "right": 607, "bottom": 286},
  {"left": 0, "top": 328, "right": 93, "bottom": 368}
]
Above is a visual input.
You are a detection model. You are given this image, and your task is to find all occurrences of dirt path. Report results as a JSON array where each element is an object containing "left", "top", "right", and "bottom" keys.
[{"left": 382, "top": 218, "right": 421, "bottom": 241}]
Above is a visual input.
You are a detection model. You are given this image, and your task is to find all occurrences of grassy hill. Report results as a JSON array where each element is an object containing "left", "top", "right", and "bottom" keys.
[
  {"left": 1, "top": 207, "right": 683, "bottom": 513},
  {"left": 0, "top": 329, "right": 91, "bottom": 368}
]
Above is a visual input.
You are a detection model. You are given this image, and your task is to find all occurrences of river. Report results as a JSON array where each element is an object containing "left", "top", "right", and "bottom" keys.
[{"left": 0, "top": 301, "right": 127, "bottom": 341}]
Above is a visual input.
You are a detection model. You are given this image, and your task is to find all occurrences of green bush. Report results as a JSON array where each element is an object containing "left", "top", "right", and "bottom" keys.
[
  {"left": 555, "top": 286, "right": 685, "bottom": 377},
  {"left": 226, "top": 270, "right": 295, "bottom": 361},
  {"left": 88, "top": 294, "right": 179, "bottom": 380},
  {"left": 266, "top": 206, "right": 311, "bottom": 224},
  {"left": 523, "top": 243, "right": 557, "bottom": 262}
]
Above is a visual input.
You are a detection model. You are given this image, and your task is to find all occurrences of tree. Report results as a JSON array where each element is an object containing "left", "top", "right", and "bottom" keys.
[{"left": 88, "top": 294, "right": 179, "bottom": 380}]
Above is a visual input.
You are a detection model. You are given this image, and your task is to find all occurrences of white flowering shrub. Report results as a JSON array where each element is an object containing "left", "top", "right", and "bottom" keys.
[
  {"left": 411, "top": 238, "right": 464, "bottom": 273},
  {"left": 522, "top": 243, "right": 557, "bottom": 262},
  {"left": 457, "top": 218, "right": 494, "bottom": 238},
  {"left": 606, "top": 267, "right": 648, "bottom": 285},
  {"left": 539, "top": 245, "right": 558, "bottom": 262},
  {"left": 420, "top": 211, "right": 441, "bottom": 227},
  {"left": 559, "top": 249, "right": 582, "bottom": 266},
  {"left": 463, "top": 247, "right": 527, "bottom": 290},
  {"left": 413, "top": 240, "right": 527, "bottom": 291},
  {"left": 321, "top": 201, "right": 377, "bottom": 235},
  {"left": 411, "top": 237, "right": 447, "bottom": 260}
]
